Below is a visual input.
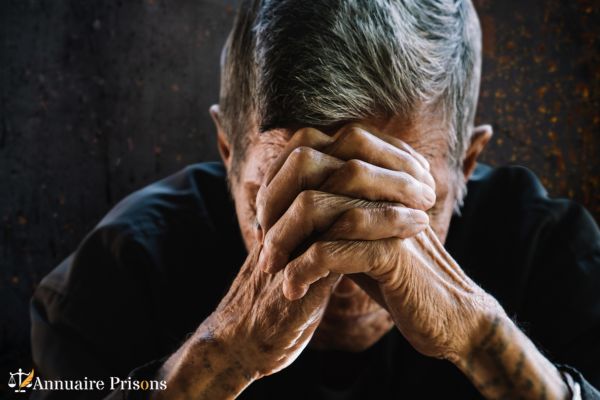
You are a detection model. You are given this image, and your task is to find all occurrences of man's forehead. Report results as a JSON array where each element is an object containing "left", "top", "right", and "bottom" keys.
[
  {"left": 254, "top": 115, "right": 450, "bottom": 161},
  {"left": 348, "top": 116, "right": 450, "bottom": 158}
]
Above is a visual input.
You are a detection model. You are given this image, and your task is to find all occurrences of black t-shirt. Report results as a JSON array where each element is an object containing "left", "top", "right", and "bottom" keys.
[{"left": 31, "top": 162, "right": 600, "bottom": 399}]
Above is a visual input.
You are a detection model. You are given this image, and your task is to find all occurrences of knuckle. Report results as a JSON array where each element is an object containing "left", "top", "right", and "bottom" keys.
[
  {"left": 344, "top": 207, "right": 368, "bottom": 232},
  {"left": 397, "top": 170, "right": 413, "bottom": 185},
  {"left": 294, "top": 127, "right": 316, "bottom": 144},
  {"left": 398, "top": 172, "right": 421, "bottom": 200},
  {"left": 296, "top": 189, "right": 319, "bottom": 210},
  {"left": 404, "top": 153, "right": 423, "bottom": 173},
  {"left": 345, "top": 207, "right": 366, "bottom": 224},
  {"left": 394, "top": 172, "right": 412, "bottom": 193},
  {"left": 393, "top": 209, "right": 420, "bottom": 237},
  {"left": 262, "top": 233, "right": 278, "bottom": 253},
  {"left": 344, "top": 123, "right": 366, "bottom": 134},
  {"left": 290, "top": 146, "right": 317, "bottom": 166},
  {"left": 283, "top": 263, "right": 298, "bottom": 284},
  {"left": 381, "top": 205, "right": 400, "bottom": 222},
  {"left": 342, "top": 126, "right": 369, "bottom": 146},
  {"left": 343, "top": 159, "right": 367, "bottom": 179},
  {"left": 333, "top": 208, "right": 365, "bottom": 235},
  {"left": 404, "top": 207, "right": 418, "bottom": 223},
  {"left": 309, "top": 241, "right": 328, "bottom": 265}
]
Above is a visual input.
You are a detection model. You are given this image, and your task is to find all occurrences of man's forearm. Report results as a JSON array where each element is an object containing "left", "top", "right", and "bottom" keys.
[
  {"left": 151, "top": 322, "right": 256, "bottom": 400},
  {"left": 455, "top": 313, "right": 570, "bottom": 400}
]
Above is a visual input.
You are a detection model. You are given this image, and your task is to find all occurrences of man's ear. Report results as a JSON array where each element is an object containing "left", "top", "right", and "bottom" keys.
[
  {"left": 463, "top": 124, "right": 493, "bottom": 181},
  {"left": 210, "top": 104, "right": 232, "bottom": 170}
]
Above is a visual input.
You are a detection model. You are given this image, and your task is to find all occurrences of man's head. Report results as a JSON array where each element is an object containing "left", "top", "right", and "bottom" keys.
[{"left": 210, "top": 0, "right": 492, "bottom": 351}]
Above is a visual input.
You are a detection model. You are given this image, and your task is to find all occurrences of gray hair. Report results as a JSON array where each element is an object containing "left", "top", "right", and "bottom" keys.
[{"left": 220, "top": 0, "right": 482, "bottom": 203}]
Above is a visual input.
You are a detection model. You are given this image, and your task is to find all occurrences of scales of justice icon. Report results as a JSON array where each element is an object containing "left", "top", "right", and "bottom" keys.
[{"left": 8, "top": 368, "right": 34, "bottom": 393}]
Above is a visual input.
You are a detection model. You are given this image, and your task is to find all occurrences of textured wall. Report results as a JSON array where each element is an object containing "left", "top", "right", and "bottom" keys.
[
  {"left": 475, "top": 0, "right": 599, "bottom": 217},
  {"left": 1, "top": 0, "right": 237, "bottom": 381},
  {"left": 1, "top": 0, "right": 598, "bottom": 383}
]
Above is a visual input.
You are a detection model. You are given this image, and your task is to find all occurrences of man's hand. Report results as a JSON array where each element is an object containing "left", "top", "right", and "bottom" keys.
[
  {"left": 153, "top": 124, "right": 437, "bottom": 400},
  {"left": 257, "top": 124, "right": 570, "bottom": 400},
  {"left": 256, "top": 124, "right": 486, "bottom": 361},
  {"left": 154, "top": 246, "right": 341, "bottom": 400},
  {"left": 155, "top": 124, "right": 569, "bottom": 400},
  {"left": 218, "top": 124, "right": 437, "bottom": 377},
  {"left": 255, "top": 125, "right": 435, "bottom": 238}
]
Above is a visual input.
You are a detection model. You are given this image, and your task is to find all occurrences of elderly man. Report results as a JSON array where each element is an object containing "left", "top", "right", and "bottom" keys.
[{"left": 31, "top": 0, "right": 600, "bottom": 399}]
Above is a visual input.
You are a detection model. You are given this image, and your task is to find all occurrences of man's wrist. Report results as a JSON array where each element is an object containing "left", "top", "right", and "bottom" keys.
[
  {"left": 189, "top": 331, "right": 259, "bottom": 387},
  {"left": 453, "top": 310, "right": 569, "bottom": 400},
  {"left": 192, "top": 314, "right": 261, "bottom": 385},
  {"left": 446, "top": 293, "right": 507, "bottom": 366},
  {"left": 458, "top": 304, "right": 507, "bottom": 363},
  {"left": 153, "top": 318, "right": 258, "bottom": 400}
]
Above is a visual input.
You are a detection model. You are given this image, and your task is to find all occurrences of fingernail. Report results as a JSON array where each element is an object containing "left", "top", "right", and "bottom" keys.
[
  {"left": 411, "top": 210, "right": 430, "bottom": 225},
  {"left": 421, "top": 185, "right": 436, "bottom": 208},
  {"left": 284, "top": 283, "right": 308, "bottom": 300}
]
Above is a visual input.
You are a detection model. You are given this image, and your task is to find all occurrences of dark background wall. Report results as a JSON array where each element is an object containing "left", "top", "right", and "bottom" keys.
[{"left": 1, "top": 0, "right": 599, "bottom": 385}]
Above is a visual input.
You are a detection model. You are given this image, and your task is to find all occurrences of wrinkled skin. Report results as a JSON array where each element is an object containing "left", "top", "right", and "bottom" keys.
[
  {"left": 222, "top": 114, "right": 469, "bottom": 354},
  {"left": 153, "top": 109, "right": 569, "bottom": 400}
]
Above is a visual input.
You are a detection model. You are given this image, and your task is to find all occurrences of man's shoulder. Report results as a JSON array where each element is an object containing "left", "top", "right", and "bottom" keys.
[
  {"left": 466, "top": 163, "right": 548, "bottom": 209},
  {"left": 457, "top": 163, "right": 599, "bottom": 248},
  {"left": 449, "top": 163, "right": 600, "bottom": 314},
  {"left": 32, "top": 162, "right": 242, "bottom": 372},
  {"left": 461, "top": 163, "right": 588, "bottom": 228},
  {"left": 37, "top": 161, "right": 241, "bottom": 297},
  {"left": 98, "top": 161, "right": 230, "bottom": 235}
]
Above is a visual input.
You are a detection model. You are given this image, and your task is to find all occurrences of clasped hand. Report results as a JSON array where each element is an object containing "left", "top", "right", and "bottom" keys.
[{"left": 253, "top": 124, "right": 501, "bottom": 363}]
